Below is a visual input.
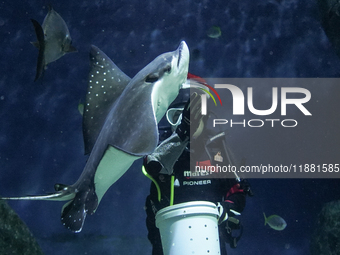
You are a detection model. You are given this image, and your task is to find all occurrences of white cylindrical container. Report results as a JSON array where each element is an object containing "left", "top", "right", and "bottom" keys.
[{"left": 155, "top": 201, "right": 221, "bottom": 255}]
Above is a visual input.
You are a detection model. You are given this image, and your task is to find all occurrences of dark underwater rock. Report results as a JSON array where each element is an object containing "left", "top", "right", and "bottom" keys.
[
  {"left": 310, "top": 200, "right": 340, "bottom": 255},
  {"left": 318, "top": 0, "right": 340, "bottom": 58},
  {"left": 0, "top": 200, "right": 44, "bottom": 255}
]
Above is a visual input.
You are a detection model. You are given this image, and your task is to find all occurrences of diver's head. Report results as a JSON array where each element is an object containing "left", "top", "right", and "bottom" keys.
[
  {"left": 166, "top": 89, "right": 190, "bottom": 132},
  {"left": 166, "top": 87, "right": 207, "bottom": 136},
  {"left": 159, "top": 75, "right": 210, "bottom": 141},
  {"left": 158, "top": 89, "right": 191, "bottom": 141}
]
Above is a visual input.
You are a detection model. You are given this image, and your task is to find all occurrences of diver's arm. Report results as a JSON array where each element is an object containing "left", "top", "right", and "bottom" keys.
[{"left": 146, "top": 132, "right": 188, "bottom": 175}]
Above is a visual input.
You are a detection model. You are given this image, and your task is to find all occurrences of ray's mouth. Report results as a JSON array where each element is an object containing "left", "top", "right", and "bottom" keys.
[
  {"left": 177, "top": 41, "right": 188, "bottom": 68},
  {"left": 177, "top": 46, "right": 182, "bottom": 67}
]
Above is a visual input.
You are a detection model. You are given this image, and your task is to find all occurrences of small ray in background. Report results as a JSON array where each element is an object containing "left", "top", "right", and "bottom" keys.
[{"left": 31, "top": 6, "right": 77, "bottom": 81}]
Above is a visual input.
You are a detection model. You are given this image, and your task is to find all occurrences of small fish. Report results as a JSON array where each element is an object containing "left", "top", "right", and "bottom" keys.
[
  {"left": 263, "top": 212, "right": 287, "bottom": 231},
  {"left": 78, "top": 101, "right": 84, "bottom": 116},
  {"left": 31, "top": 6, "right": 77, "bottom": 81},
  {"left": 207, "top": 26, "right": 221, "bottom": 39}
]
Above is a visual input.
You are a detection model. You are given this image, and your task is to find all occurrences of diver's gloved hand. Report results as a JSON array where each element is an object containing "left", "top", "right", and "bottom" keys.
[
  {"left": 176, "top": 92, "right": 204, "bottom": 141},
  {"left": 217, "top": 201, "right": 241, "bottom": 225},
  {"left": 239, "top": 179, "right": 254, "bottom": 197}
]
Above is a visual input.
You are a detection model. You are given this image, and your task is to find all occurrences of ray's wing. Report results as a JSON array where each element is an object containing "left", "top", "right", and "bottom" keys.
[
  {"left": 30, "top": 19, "right": 45, "bottom": 81},
  {"left": 83, "top": 45, "right": 131, "bottom": 154},
  {"left": 42, "top": 8, "right": 69, "bottom": 41},
  {"left": 104, "top": 79, "right": 159, "bottom": 156},
  {"left": 42, "top": 8, "right": 76, "bottom": 64}
]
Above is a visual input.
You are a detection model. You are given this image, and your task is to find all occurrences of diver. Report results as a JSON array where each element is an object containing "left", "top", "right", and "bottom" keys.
[{"left": 143, "top": 89, "right": 252, "bottom": 255}]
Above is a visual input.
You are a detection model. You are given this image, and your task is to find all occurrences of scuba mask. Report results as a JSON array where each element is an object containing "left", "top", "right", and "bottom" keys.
[{"left": 166, "top": 107, "right": 184, "bottom": 132}]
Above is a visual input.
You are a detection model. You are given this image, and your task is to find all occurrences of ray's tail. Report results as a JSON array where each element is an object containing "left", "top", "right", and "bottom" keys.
[
  {"left": 0, "top": 184, "right": 75, "bottom": 201},
  {"left": 1, "top": 183, "right": 98, "bottom": 233},
  {"left": 60, "top": 186, "right": 98, "bottom": 233}
]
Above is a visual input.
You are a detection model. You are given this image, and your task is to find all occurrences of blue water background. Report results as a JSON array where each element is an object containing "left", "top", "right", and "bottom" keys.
[{"left": 0, "top": 0, "right": 340, "bottom": 254}]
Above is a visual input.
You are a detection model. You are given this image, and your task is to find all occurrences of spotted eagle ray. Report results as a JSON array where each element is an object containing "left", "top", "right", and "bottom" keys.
[
  {"left": 31, "top": 6, "right": 77, "bottom": 81},
  {"left": 1, "top": 41, "right": 189, "bottom": 232}
]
